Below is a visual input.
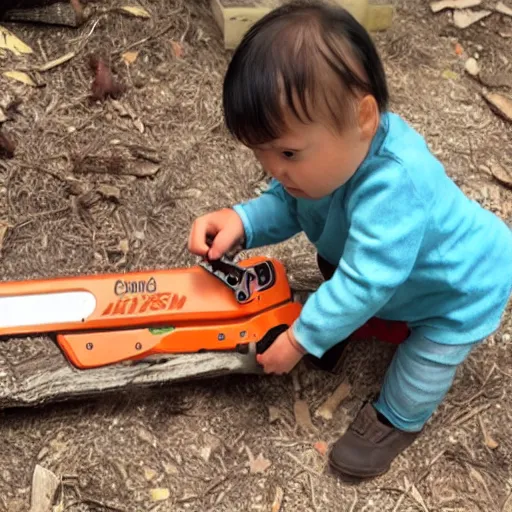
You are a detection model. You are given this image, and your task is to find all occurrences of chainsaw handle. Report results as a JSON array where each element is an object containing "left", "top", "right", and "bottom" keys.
[{"left": 255, "top": 324, "right": 289, "bottom": 355}]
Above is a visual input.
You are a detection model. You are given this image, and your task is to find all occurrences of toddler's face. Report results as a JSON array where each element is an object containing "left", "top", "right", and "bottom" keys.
[{"left": 248, "top": 109, "right": 373, "bottom": 200}]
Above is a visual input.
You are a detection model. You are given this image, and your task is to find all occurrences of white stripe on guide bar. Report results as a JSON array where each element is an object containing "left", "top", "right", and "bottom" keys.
[{"left": 0, "top": 291, "right": 96, "bottom": 328}]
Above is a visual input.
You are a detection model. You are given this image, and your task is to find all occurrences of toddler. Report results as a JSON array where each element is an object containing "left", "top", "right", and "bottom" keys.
[{"left": 188, "top": 0, "right": 512, "bottom": 479}]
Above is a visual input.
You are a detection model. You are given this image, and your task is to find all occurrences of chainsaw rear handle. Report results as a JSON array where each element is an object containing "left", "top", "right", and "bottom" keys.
[{"left": 255, "top": 324, "right": 289, "bottom": 355}]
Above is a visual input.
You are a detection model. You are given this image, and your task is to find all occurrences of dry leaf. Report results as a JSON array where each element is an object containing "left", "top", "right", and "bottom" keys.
[
  {"left": 0, "top": 26, "right": 33, "bottom": 56},
  {"left": 496, "top": 1, "right": 512, "bottom": 16},
  {"left": 249, "top": 453, "right": 272, "bottom": 473},
  {"left": 170, "top": 40, "right": 184, "bottom": 58},
  {"left": 313, "top": 440, "right": 328, "bottom": 456},
  {"left": 430, "top": 0, "right": 482, "bottom": 12},
  {"left": 482, "top": 92, "right": 512, "bottom": 123},
  {"left": 294, "top": 399, "right": 315, "bottom": 432},
  {"left": 453, "top": 9, "right": 491, "bottom": 28},
  {"left": 271, "top": 486, "right": 284, "bottom": 512},
  {"left": 120, "top": 6, "right": 151, "bottom": 18},
  {"left": 469, "top": 467, "right": 493, "bottom": 503},
  {"left": 29, "top": 464, "right": 59, "bottom": 512},
  {"left": 410, "top": 484, "right": 429, "bottom": 512},
  {"left": 38, "top": 51, "right": 76, "bottom": 72},
  {"left": 455, "top": 42, "right": 464, "bottom": 55},
  {"left": 122, "top": 50, "right": 139, "bottom": 65},
  {"left": 3, "top": 70, "right": 36, "bottom": 87},
  {"left": 150, "top": 488, "right": 170, "bottom": 502},
  {"left": 442, "top": 69, "right": 459, "bottom": 80},
  {"left": 315, "top": 380, "right": 351, "bottom": 420}
]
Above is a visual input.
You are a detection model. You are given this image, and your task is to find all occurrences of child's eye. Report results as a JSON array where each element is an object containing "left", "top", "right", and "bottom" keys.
[{"left": 282, "top": 151, "right": 295, "bottom": 159}]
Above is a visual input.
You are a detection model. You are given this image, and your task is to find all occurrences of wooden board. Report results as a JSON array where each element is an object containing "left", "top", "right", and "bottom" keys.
[{"left": 211, "top": 0, "right": 393, "bottom": 50}]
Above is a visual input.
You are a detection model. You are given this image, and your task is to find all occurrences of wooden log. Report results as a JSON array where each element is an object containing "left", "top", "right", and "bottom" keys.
[
  {"left": 0, "top": 334, "right": 265, "bottom": 409},
  {"left": 210, "top": 0, "right": 393, "bottom": 50},
  {"left": 0, "top": 0, "right": 86, "bottom": 27}
]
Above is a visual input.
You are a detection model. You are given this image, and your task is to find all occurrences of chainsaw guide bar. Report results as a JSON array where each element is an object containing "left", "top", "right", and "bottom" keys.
[{"left": 0, "top": 256, "right": 302, "bottom": 370}]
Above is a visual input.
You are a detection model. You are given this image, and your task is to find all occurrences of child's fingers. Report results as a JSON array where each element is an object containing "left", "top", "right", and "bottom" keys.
[
  {"left": 208, "top": 225, "right": 240, "bottom": 260},
  {"left": 188, "top": 217, "right": 217, "bottom": 256}
]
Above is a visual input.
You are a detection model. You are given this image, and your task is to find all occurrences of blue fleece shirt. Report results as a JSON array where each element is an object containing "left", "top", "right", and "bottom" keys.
[{"left": 233, "top": 112, "right": 512, "bottom": 358}]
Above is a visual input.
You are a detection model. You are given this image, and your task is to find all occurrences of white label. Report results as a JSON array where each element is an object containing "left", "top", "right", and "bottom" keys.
[{"left": 0, "top": 291, "right": 96, "bottom": 329}]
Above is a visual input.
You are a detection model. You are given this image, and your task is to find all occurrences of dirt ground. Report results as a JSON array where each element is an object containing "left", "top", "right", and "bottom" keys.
[{"left": 0, "top": 0, "right": 511, "bottom": 510}]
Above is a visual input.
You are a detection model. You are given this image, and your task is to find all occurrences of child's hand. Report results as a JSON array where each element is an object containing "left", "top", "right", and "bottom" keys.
[
  {"left": 188, "top": 208, "right": 245, "bottom": 260},
  {"left": 256, "top": 328, "right": 306, "bottom": 374}
]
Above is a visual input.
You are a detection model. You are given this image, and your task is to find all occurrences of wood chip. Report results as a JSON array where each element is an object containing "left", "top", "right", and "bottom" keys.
[
  {"left": 482, "top": 92, "right": 512, "bottom": 123},
  {"left": 430, "top": 0, "right": 482, "bottom": 13},
  {"left": 0, "top": 109, "right": 7, "bottom": 123},
  {"left": 97, "top": 184, "right": 121, "bottom": 200},
  {"left": 294, "top": 399, "right": 316, "bottom": 432},
  {"left": 29, "top": 465, "right": 59, "bottom": 512},
  {"left": 496, "top": 1, "right": 512, "bottom": 16},
  {"left": 268, "top": 405, "right": 282, "bottom": 424},
  {"left": 126, "top": 161, "right": 160, "bottom": 177},
  {"left": 453, "top": 9, "right": 491, "bottom": 28},
  {"left": 490, "top": 162, "right": 512, "bottom": 190},
  {"left": 0, "top": 224, "right": 8, "bottom": 252},
  {"left": 150, "top": 488, "right": 170, "bottom": 502},
  {"left": 271, "top": 486, "right": 284, "bottom": 512},
  {"left": 315, "top": 380, "right": 351, "bottom": 420}
]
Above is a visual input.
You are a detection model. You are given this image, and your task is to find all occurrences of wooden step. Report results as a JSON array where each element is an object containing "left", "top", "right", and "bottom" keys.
[{"left": 211, "top": 0, "right": 393, "bottom": 50}]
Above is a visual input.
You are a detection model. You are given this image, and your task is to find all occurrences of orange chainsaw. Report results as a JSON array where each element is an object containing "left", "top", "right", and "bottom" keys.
[{"left": 0, "top": 256, "right": 302, "bottom": 369}]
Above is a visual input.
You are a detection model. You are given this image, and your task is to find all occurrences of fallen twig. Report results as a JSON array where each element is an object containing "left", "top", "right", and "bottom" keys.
[{"left": 450, "top": 403, "right": 492, "bottom": 427}]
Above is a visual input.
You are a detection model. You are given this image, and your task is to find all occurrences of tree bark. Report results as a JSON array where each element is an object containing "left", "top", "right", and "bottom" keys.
[
  {"left": 0, "top": 1, "right": 84, "bottom": 27},
  {"left": 0, "top": 334, "right": 264, "bottom": 408}
]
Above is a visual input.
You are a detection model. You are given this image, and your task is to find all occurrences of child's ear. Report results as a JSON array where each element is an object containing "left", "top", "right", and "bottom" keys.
[{"left": 358, "top": 95, "right": 379, "bottom": 140}]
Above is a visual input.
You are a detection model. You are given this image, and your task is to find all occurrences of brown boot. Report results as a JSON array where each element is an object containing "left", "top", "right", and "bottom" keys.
[{"left": 328, "top": 402, "right": 422, "bottom": 479}]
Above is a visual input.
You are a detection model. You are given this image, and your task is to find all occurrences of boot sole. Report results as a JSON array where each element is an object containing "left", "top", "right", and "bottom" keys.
[{"left": 328, "top": 457, "right": 389, "bottom": 481}]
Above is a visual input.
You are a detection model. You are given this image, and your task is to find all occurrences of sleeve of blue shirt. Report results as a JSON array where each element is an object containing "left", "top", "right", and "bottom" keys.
[
  {"left": 292, "top": 157, "right": 430, "bottom": 358},
  {"left": 232, "top": 179, "right": 302, "bottom": 248}
]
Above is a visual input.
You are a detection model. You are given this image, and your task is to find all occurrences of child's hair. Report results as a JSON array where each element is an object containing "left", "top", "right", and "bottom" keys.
[{"left": 222, "top": 0, "right": 389, "bottom": 146}]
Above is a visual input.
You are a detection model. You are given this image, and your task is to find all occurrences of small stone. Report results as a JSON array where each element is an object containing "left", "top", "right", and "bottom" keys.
[
  {"left": 502, "top": 333, "right": 511, "bottom": 343},
  {"left": 2, "top": 470, "right": 11, "bottom": 483},
  {"left": 67, "top": 126, "right": 76, "bottom": 134},
  {"left": 465, "top": 57, "right": 480, "bottom": 76},
  {"left": 474, "top": 52, "right": 480, "bottom": 59}
]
